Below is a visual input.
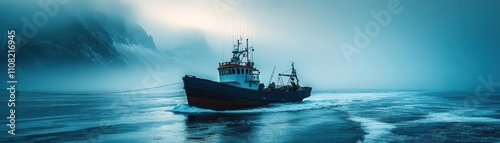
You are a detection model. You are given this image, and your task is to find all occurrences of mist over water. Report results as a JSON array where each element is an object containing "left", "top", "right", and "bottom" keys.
[
  {"left": 0, "top": 0, "right": 213, "bottom": 92},
  {"left": 1, "top": 0, "right": 499, "bottom": 92}
]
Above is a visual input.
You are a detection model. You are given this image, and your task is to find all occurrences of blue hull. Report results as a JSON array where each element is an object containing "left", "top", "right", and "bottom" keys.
[{"left": 182, "top": 75, "right": 312, "bottom": 110}]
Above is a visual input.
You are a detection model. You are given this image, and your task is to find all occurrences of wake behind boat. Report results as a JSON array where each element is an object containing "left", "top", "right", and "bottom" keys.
[{"left": 182, "top": 37, "right": 311, "bottom": 110}]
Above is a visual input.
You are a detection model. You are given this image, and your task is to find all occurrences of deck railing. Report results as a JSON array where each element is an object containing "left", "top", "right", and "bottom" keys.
[{"left": 219, "top": 62, "right": 254, "bottom": 66}]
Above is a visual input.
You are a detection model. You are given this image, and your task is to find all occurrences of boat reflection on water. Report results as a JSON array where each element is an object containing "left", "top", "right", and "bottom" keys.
[{"left": 184, "top": 113, "right": 260, "bottom": 142}]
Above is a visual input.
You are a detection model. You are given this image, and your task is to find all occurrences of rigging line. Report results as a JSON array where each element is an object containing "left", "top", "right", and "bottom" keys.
[
  {"left": 223, "top": 21, "right": 225, "bottom": 62},
  {"left": 232, "top": 14, "right": 234, "bottom": 45},
  {"left": 280, "top": 68, "right": 292, "bottom": 74},
  {"left": 5, "top": 82, "right": 183, "bottom": 95},
  {"left": 238, "top": 14, "right": 242, "bottom": 38},
  {"left": 245, "top": 20, "right": 247, "bottom": 39}
]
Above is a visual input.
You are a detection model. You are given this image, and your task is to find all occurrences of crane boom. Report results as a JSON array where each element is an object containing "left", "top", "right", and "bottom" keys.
[{"left": 268, "top": 65, "right": 276, "bottom": 85}]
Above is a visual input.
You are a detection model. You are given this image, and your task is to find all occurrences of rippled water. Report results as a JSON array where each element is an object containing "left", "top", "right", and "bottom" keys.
[{"left": 1, "top": 90, "right": 499, "bottom": 142}]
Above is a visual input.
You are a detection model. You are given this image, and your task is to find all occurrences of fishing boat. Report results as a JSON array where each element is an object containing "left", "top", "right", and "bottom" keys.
[{"left": 182, "top": 37, "right": 311, "bottom": 110}]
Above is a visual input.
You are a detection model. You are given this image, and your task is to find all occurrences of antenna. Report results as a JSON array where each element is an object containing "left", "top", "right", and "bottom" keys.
[
  {"left": 239, "top": 15, "right": 241, "bottom": 39},
  {"left": 239, "top": 14, "right": 242, "bottom": 39},
  {"left": 232, "top": 14, "right": 234, "bottom": 45},
  {"left": 246, "top": 20, "right": 248, "bottom": 40},
  {"left": 223, "top": 22, "right": 225, "bottom": 62}
]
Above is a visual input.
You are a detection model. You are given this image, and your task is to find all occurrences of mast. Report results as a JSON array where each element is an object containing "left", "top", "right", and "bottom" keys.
[
  {"left": 229, "top": 37, "right": 255, "bottom": 65},
  {"left": 292, "top": 62, "right": 299, "bottom": 86},
  {"left": 276, "top": 62, "right": 300, "bottom": 86},
  {"left": 246, "top": 39, "right": 250, "bottom": 63}
]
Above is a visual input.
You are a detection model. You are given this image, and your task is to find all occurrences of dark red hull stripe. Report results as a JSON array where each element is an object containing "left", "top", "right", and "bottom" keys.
[{"left": 187, "top": 96, "right": 265, "bottom": 110}]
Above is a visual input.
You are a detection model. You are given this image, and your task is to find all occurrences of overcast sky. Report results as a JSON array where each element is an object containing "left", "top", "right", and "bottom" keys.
[
  {"left": 3, "top": 0, "right": 496, "bottom": 91},
  {"left": 125, "top": 0, "right": 500, "bottom": 91}
]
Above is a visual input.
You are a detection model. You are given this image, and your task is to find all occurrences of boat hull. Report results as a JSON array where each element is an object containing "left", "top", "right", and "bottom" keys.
[{"left": 182, "top": 75, "right": 312, "bottom": 110}]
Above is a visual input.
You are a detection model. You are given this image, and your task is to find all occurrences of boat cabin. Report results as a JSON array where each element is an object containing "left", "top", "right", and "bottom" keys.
[{"left": 218, "top": 38, "right": 261, "bottom": 90}]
